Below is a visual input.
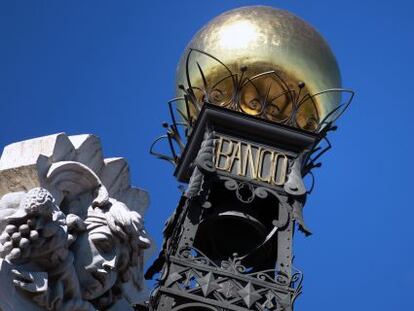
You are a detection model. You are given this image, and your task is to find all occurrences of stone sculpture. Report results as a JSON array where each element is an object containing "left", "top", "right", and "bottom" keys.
[{"left": 0, "top": 133, "right": 151, "bottom": 311}]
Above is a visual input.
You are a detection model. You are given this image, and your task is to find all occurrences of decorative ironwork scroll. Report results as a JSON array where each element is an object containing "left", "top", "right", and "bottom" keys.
[{"left": 156, "top": 246, "right": 302, "bottom": 311}]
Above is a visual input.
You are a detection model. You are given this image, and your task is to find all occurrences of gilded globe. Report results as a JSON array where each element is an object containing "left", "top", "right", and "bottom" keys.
[{"left": 176, "top": 6, "right": 342, "bottom": 131}]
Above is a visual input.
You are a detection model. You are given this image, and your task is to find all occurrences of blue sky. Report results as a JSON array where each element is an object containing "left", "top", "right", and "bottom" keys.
[{"left": 0, "top": 1, "right": 413, "bottom": 309}]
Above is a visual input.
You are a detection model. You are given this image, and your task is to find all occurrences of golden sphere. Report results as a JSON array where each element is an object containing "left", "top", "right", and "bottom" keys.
[{"left": 176, "top": 6, "right": 342, "bottom": 130}]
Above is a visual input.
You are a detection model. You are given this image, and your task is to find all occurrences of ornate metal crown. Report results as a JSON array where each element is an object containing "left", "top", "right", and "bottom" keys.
[{"left": 151, "top": 50, "right": 354, "bottom": 170}]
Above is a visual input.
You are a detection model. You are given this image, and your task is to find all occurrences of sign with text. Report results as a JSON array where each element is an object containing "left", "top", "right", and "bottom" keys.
[{"left": 215, "top": 135, "right": 290, "bottom": 186}]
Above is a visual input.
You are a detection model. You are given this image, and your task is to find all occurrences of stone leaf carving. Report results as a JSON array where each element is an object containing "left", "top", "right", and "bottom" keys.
[{"left": 0, "top": 133, "right": 151, "bottom": 311}]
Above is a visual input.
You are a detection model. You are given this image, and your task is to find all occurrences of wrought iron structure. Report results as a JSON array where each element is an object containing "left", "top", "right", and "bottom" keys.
[
  {"left": 144, "top": 49, "right": 354, "bottom": 311},
  {"left": 150, "top": 50, "right": 354, "bottom": 194}
]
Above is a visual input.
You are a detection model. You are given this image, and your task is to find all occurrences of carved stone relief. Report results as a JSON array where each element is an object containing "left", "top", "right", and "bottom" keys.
[{"left": 0, "top": 133, "right": 151, "bottom": 311}]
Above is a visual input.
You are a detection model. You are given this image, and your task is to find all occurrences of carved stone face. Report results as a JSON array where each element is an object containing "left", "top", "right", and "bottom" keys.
[{"left": 72, "top": 223, "right": 122, "bottom": 300}]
